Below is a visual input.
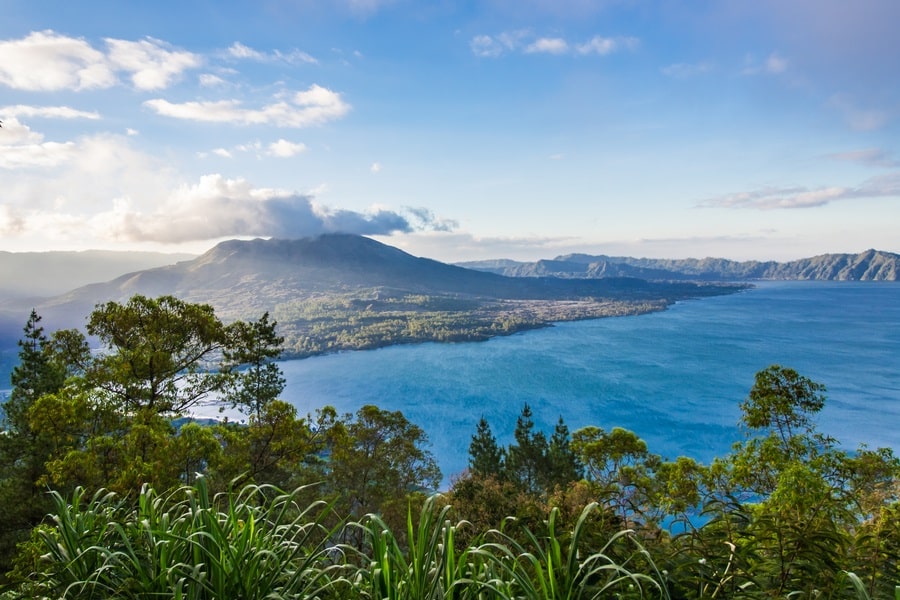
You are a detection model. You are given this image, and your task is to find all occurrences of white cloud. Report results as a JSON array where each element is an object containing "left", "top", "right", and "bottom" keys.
[
  {"left": 227, "top": 41, "right": 318, "bottom": 65},
  {"left": 0, "top": 30, "right": 115, "bottom": 91},
  {"left": 471, "top": 35, "right": 505, "bottom": 58},
  {"left": 0, "top": 31, "right": 201, "bottom": 92},
  {"left": 126, "top": 128, "right": 139, "bottom": 136},
  {"left": 472, "top": 31, "right": 638, "bottom": 58},
  {"left": 525, "top": 38, "right": 569, "bottom": 55},
  {"left": 228, "top": 42, "right": 265, "bottom": 60},
  {"left": 267, "top": 139, "right": 307, "bottom": 157},
  {"left": 144, "top": 84, "right": 350, "bottom": 127},
  {"left": 370, "top": 161, "right": 382, "bottom": 173},
  {"left": 199, "top": 73, "right": 227, "bottom": 87},
  {"left": 0, "top": 117, "right": 78, "bottom": 168},
  {"left": 212, "top": 148, "right": 233, "bottom": 158},
  {"left": 3, "top": 132, "right": 178, "bottom": 222},
  {"left": 92, "top": 174, "right": 414, "bottom": 243},
  {"left": 0, "top": 205, "right": 25, "bottom": 235},
  {"left": 105, "top": 37, "right": 202, "bottom": 90},
  {"left": 577, "top": 35, "right": 639, "bottom": 55},
  {"left": 0, "top": 104, "right": 101, "bottom": 120},
  {"left": 701, "top": 172, "right": 900, "bottom": 209}
]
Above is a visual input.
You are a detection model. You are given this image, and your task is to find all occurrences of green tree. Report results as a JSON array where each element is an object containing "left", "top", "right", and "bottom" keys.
[
  {"left": 211, "top": 401, "right": 335, "bottom": 492},
  {"left": 739, "top": 364, "right": 826, "bottom": 447},
  {"left": 82, "top": 295, "right": 229, "bottom": 415},
  {"left": 223, "top": 312, "right": 286, "bottom": 420},
  {"left": 543, "top": 416, "right": 582, "bottom": 491},
  {"left": 506, "top": 403, "right": 548, "bottom": 495},
  {"left": 0, "top": 310, "right": 67, "bottom": 581},
  {"left": 5, "top": 310, "right": 66, "bottom": 428},
  {"left": 18, "top": 296, "right": 238, "bottom": 497},
  {"left": 467, "top": 415, "right": 505, "bottom": 478},
  {"left": 328, "top": 405, "right": 441, "bottom": 531},
  {"left": 571, "top": 426, "right": 660, "bottom": 526}
]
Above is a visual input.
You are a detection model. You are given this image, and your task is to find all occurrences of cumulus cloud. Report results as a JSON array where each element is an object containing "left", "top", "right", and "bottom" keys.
[
  {"left": 1, "top": 104, "right": 101, "bottom": 120},
  {"left": 525, "top": 38, "right": 569, "bottom": 55},
  {"left": 95, "top": 174, "right": 414, "bottom": 243},
  {"left": 227, "top": 42, "right": 318, "bottom": 65},
  {"left": 0, "top": 117, "right": 78, "bottom": 168},
  {"left": 3, "top": 165, "right": 426, "bottom": 245},
  {"left": 105, "top": 37, "right": 201, "bottom": 90},
  {"left": 0, "top": 30, "right": 200, "bottom": 91},
  {"left": 700, "top": 172, "right": 900, "bottom": 209},
  {"left": 370, "top": 161, "right": 382, "bottom": 173},
  {"left": 0, "top": 30, "right": 114, "bottom": 91},
  {"left": 267, "top": 139, "right": 307, "bottom": 157},
  {"left": 472, "top": 30, "right": 638, "bottom": 58},
  {"left": 144, "top": 84, "right": 350, "bottom": 127}
]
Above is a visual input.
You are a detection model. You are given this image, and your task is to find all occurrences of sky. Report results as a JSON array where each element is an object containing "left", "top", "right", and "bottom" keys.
[{"left": 1, "top": 0, "right": 899, "bottom": 263}]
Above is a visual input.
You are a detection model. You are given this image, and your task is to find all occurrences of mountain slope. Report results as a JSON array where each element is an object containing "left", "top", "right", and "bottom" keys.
[{"left": 1, "top": 235, "right": 742, "bottom": 354}]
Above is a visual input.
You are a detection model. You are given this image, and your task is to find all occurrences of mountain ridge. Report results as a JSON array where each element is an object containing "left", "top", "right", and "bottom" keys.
[{"left": 458, "top": 249, "right": 900, "bottom": 281}]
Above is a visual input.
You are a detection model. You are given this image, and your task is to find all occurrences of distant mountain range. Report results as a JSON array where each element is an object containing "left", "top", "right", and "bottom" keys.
[{"left": 458, "top": 249, "right": 900, "bottom": 281}]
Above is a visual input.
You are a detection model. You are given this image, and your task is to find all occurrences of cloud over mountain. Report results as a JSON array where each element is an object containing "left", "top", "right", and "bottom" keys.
[{"left": 94, "top": 175, "right": 424, "bottom": 242}]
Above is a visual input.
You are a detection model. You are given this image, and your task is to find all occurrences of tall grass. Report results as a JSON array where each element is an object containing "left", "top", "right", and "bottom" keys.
[
  {"left": 11, "top": 484, "right": 668, "bottom": 600},
  {"left": 470, "top": 502, "right": 667, "bottom": 600},
  {"left": 349, "top": 499, "right": 667, "bottom": 600},
  {"left": 19, "top": 478, "right": 347, "bottom": 599}
]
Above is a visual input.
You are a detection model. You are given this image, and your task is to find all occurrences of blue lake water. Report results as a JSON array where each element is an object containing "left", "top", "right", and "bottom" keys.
[{"left": 276, "top": 281, "right": 900, "bottom": 487}]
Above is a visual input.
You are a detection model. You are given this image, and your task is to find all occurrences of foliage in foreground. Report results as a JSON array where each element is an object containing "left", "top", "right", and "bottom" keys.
[
  {"left": 5, "top": 483, "right": 665, "bottom": 600},
  {"left": 3, "top": 298, "right": 900, "bottom": 598}
]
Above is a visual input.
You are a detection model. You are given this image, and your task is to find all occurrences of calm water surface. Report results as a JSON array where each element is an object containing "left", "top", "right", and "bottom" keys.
[{"left": 277, "top": 282, "right": 900, "bottom": 486}]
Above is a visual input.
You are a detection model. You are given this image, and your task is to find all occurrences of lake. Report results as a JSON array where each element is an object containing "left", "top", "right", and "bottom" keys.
[{"left": 273, "top": 281, "right": 900, "bottom": 487}]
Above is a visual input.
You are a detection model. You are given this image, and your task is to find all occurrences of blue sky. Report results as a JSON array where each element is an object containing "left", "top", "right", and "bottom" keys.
[{"left": 1, "top": 0, "right": 899, "bottom": 262}]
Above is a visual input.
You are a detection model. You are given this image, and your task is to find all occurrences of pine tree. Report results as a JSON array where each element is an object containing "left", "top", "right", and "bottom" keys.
[
  {"left": 5, "top": 309, "right": 65, "bottom": 430},
  {"left": 506, "top": 403, "right": 548, "bottom": 495},
  {"left": 223, "top": 312, "right": 286, "bottom": 420},
  {"left": 543, "top": 416, "right": 583, "bottom": 490},
  {"left": 0, "top": 310, "right": 66, "bottom": 578},
  {"left": 468, "top": 416, "right": 505, "bottom": 478}
]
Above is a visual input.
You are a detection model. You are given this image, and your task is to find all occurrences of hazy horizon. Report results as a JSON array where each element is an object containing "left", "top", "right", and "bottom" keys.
[{"left": 2, "top": 1, "right": 899, "bottom": 263}]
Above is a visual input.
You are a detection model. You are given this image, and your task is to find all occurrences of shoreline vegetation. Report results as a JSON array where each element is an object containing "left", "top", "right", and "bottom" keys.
[{"left": 273, "top": 288, "right": 746, "bottom": 360}]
